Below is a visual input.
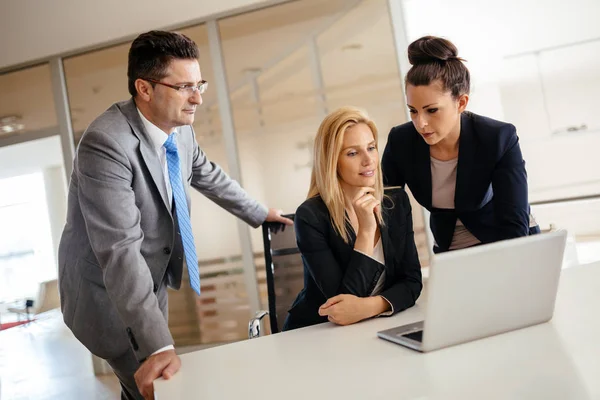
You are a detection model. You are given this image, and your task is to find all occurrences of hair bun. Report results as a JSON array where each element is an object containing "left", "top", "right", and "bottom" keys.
[{"left": 408, "top": 36, "right": 463, "bottom": 65}]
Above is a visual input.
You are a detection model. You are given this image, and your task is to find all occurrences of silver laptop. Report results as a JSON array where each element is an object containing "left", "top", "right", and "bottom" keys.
[{"left": 377, "top": 230, "right": 567, "bottom": 352}]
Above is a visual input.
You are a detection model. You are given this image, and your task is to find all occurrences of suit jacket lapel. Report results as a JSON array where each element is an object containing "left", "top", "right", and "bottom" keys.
[
  {"left": 175, "top": 128, "right": 192, "bottom": 211},
  {"left": 120, "top": 99, "right": 171, "bottom": 213},
  {"left": 175, "top": 128, "right": 190, "bottom": 184},
  {"left": 455, "top": 112, "right": 475, "bottom": 211}
]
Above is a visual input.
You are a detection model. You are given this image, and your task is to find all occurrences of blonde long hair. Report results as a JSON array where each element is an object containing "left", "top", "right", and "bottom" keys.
[{"left": 307, "top": 106, "right": 384, "bottom": 243}]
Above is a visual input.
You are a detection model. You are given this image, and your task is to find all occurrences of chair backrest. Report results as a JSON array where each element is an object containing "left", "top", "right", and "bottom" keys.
[
  {"left": 261, "top": 214, "right": 304, "bottom": 333},
  {"left": 34, "top": 279, "right": 60, "bottom": 314}
]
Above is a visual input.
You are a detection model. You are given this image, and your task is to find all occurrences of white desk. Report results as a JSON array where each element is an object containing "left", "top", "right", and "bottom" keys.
[{"left": 155, "top": 262, "right": 600, "bottom": 400}]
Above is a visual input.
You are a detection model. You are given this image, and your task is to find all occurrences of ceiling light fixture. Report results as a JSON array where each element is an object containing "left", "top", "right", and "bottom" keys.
[
  {"left": 242, "top": 67, "right": 262, "bottom": 75},
  {"left": 342, "top": 43, "right": 363, "bottom": 51},
  {"left": 0, "top": 115, "right": 25, "bottom": 134}
]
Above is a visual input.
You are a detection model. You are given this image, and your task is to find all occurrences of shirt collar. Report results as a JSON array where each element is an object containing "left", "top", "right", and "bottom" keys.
[{"left": 137, "top": 108, "right": 176, "bottom": 152}]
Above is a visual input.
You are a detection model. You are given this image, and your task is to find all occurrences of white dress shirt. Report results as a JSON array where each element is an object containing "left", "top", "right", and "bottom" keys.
[
  {"left": 137, "top": 108, "right": 174, "bottom": 207},
  {"left": 137, "top": 108, "right": 176, "bottom": 356}
]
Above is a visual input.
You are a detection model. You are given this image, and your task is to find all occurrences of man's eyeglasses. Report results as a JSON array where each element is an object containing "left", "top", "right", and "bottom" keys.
[{"left": 144, "top": 78, "right": 208, "bottom": 95}]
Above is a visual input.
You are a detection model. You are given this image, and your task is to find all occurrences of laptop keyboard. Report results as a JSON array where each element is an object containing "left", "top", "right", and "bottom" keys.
[{"left": 400, "top": 330, "right": 423, "bottom": 342}]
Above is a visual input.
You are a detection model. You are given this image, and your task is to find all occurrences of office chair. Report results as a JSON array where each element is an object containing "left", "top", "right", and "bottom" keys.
[
  {"left": 249, "top": 214, "right": 304, "bottom": 338},
  {"left": 7, "top": 279, "right": 60, "bottom": 323}
]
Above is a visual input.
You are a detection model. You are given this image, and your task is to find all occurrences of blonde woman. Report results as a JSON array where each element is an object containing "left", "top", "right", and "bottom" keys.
[{"left": 283, "top": 107, "right": 422, "bottom": 331}]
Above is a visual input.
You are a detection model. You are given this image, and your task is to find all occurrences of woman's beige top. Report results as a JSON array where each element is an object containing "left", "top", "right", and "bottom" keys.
[{"left": 430, "top": 156, "right": 481, "bottom": 250}]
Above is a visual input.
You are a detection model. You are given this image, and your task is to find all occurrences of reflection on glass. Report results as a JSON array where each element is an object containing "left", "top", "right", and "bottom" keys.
[
  {"left": 220, "top": 0, "right": 426, "bottom": 278},
  {"left": 0, "top": 64, "right": 57, "bottom": 136},
  {"left": 64, "top": 43, "right": 131, "bottom": 143}
]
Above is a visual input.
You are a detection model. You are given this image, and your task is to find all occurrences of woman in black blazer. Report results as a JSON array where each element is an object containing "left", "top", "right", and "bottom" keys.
[
  {"left": 283, "top": 106, "right": 422, "bottom": 331},
  {"left": 382, "top": 36, "right": 540, "bottom": 254}
]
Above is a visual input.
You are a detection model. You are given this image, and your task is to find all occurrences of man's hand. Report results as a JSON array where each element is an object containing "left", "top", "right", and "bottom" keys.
[
  {"left": 266, "top": 208, "right": 293, "bottom": 225},
  {"left": 134, "top": 349, "right": 181, "bottom": 400}
]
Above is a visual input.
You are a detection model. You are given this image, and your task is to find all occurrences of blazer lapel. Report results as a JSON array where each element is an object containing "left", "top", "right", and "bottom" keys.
[
  {"left": 120, "top": 99, "right": 171, "bottom": 213},
  {"left": 455, "top": 112, "right": 475, "bottom": 211},
  {"left": 380, "top": 211, "right": 399, "bottom": 277},
  {"left": 415, "top": 135, "right": 433, "bottom": 209}
]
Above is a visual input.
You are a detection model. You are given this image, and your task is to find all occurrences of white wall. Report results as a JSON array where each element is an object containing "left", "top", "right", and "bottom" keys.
[
  {"left": 189, "top": 119, "right": 315, "bottom": 260},
  {"left": 402, "top": 0, "right": 600, "bottom": 201},
  {"left": 401, "top": 0, "right": 600, "bottom": 243},
  {"left": 0, "top": 0, "right": 281, "bottom": 69},
  {"left": 43, "top": 166, "right": 68, "bottom": 271},
  {"left": 0, "top": 136, "right": 64, "bottom": 180},
  {"left": 0, "top": 137, "right": 66, "bottom": 274},
  {"left": 402, "top": 0, "right": 600, "bottom": 79}
]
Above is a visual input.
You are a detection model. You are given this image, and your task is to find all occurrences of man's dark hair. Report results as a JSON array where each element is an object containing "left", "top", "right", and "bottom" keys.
[{"left": 127, "top": 30, "right": 199, "bottom": 97}]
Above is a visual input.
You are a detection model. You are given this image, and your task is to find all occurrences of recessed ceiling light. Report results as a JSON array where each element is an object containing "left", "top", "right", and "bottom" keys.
[
  {"left": 342, "top": 43, "right": 363, "bottom": 51},
  {"left": 0, "top": 115, "right": 25, "bottom": 134},
  {"left": 242, "top": 67, "right": 262, "bottom": 74},
  {"left": 0, "top": 115, "right": 20, "bottom": 124}
]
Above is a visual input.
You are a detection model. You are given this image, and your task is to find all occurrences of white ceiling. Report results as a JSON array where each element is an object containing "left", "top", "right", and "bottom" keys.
[
  {"left": 0, "top": 0, "right": 277, "bottom": 69},
  {"left": 0, "top": 0, "right": 406, "bottom": 145},
  {"left": 6, "top": 0, "right": 598, "bottom": 146}
]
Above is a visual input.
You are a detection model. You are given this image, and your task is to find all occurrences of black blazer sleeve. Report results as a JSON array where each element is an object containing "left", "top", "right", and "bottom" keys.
[
  {"left": 382, "top": 128, "right": 405, "bottom": 187},
  {"left": 491, "top": 125, "right": 530, "bottom": 240},
  {"left": 294, "top": 203, "right": 385, "bottom": 299},
  {"left": 380, "top": 192, "right": 422, "bottom": 313}
]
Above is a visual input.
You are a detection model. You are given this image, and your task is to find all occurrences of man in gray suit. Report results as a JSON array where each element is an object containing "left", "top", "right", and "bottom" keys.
[{"left": 58, "top": 30, "right": 292, "bottom": 400}]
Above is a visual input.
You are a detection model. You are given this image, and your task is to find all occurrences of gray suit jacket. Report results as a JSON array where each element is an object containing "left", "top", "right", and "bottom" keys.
[{"left": 58, "top": 99, "right": 268, "bottom": 361}]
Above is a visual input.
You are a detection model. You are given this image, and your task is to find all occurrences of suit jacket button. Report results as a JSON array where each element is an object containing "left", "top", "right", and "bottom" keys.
[
  {"left": 163, "top": 247, "right": 171, "bottom": 255},
  {"left": 153, "top": 284, "right": 158, "bottom": 293}
]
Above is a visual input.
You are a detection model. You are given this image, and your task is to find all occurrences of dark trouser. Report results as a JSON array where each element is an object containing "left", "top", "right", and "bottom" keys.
[{"left": 107, "top": 347, "right": 143, "bottom": 400}]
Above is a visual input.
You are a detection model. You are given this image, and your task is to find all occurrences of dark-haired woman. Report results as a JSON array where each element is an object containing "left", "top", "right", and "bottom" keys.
[{"left": 382, "top": 36, "right": 540, "bottom": 253}]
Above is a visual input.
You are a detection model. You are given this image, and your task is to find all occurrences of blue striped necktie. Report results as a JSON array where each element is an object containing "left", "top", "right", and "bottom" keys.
[{"left": 164, "top": 133, "right": 201, "bottom": 295}]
